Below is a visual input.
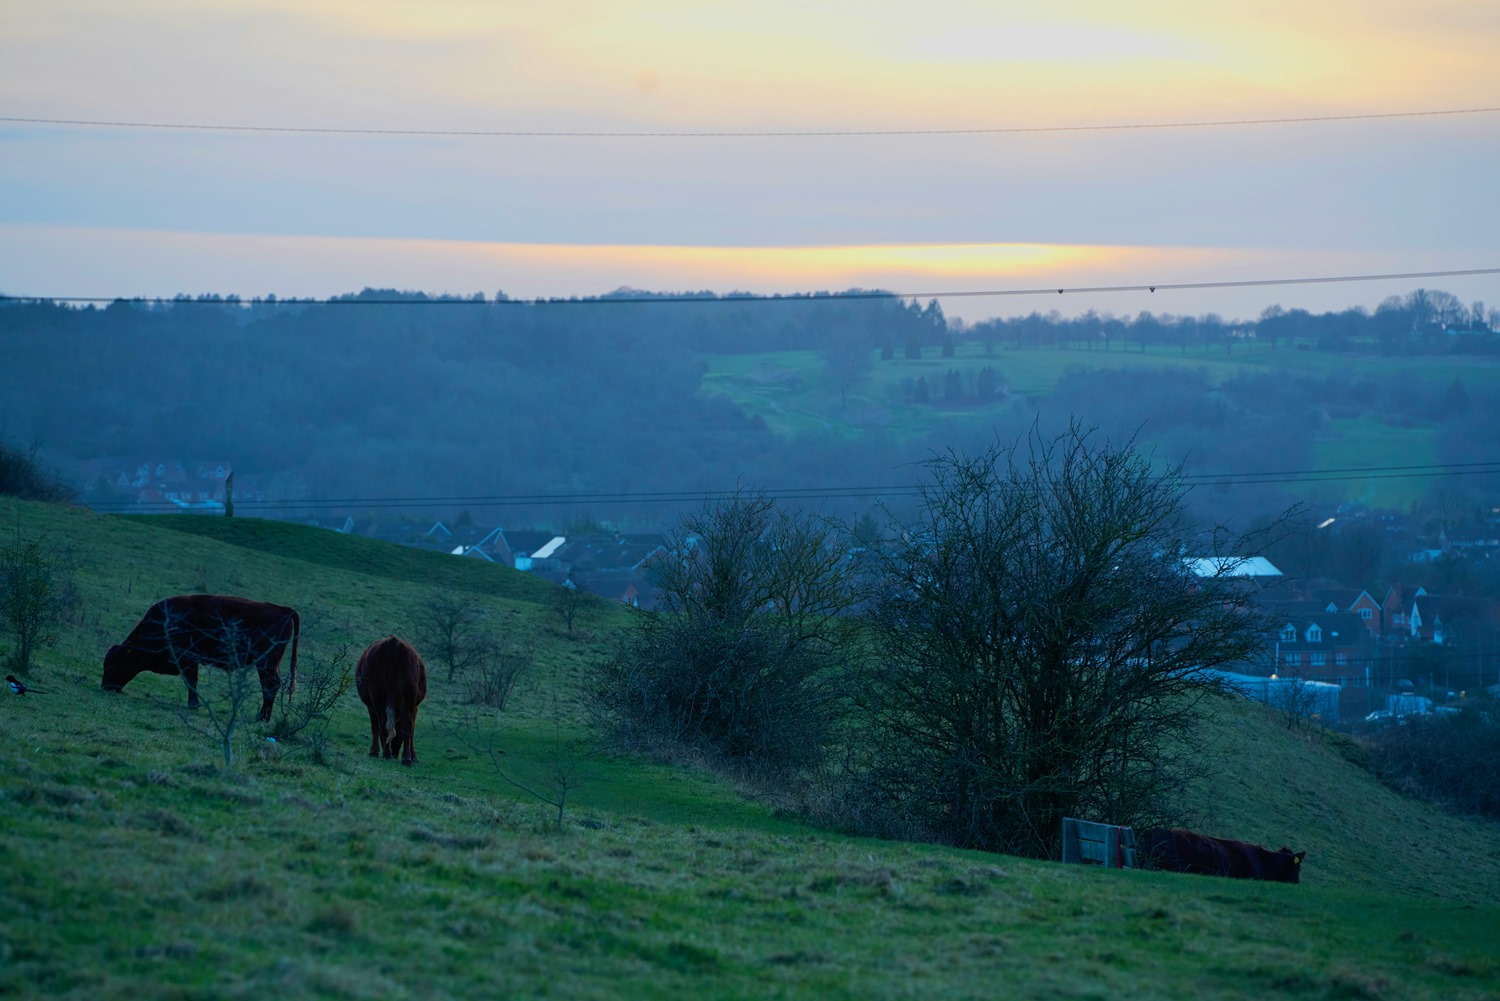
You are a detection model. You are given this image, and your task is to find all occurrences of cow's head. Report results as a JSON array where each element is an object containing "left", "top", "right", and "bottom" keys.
[
  {"left": 1276, "top": 848, "right": 1306, "bottom": 883},
  {"left": 101, "top": 644, "right": 145, "bottom": 692}
]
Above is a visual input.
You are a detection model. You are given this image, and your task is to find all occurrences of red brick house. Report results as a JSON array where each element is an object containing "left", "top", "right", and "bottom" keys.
[{"left": 1270, "top": 604, "right": 1380, "bottom": 686}]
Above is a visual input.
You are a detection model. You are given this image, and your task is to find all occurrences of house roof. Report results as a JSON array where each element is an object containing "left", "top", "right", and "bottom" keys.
[
  {"left": 1307, "top": 588, "right": 1379, "bottom": 613},
  {"left": 504, "top": 531, "right": 561, "bottom": 557},
  {"left": 1411, "top": 595, "right": 1500, "bottom": 630},
  {"left": 1270, "top": 607, "right": 1377, "bottom": 648},
  {"left": 529, "top": 536, "right": 567, "bottom": 560},
  {"left": 553, "top": 533, "right": 668, "bottom": 571},
  {"left": 1187, "top": 556, "right": 1282, "bottom": 578}
]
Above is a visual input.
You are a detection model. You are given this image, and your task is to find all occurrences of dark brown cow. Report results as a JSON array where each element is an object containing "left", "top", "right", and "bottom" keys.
[
  {"left": 1141, "top": 828, "right": 1305, "bottom": 883},
  {"left": 355, "top": 636, "right": 428, "bottom": 766},
  {"left": 102, "top": 595, "right": 300, "bottom": 723}
]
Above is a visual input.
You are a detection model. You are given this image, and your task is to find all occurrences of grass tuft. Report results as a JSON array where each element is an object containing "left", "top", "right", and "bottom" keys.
[
  {"left": 133, "top": 808, "right": 202, "bottom": 840},
  {"left": 199, "top": 874, "right": 271, "bottom": 902},
  {"left": 307, "top": 902, "right": 359, "bottom": 937}
]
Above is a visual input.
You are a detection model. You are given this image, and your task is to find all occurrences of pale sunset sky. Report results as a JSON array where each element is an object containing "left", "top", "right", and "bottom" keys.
[{"left": 2, "top": 0, "right": 1496, "bottom": 322}]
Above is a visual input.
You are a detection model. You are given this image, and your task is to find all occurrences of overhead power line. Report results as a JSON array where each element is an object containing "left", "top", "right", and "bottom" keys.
[
  {"left": 87, "top": 460, "right": 1500, "bottom": 513},
  {"left": 3, "top": 106, "right": 1498, "bottom": 138},
  {"left": 7, "top": 267, "right": 1500, "bottom": 310}
]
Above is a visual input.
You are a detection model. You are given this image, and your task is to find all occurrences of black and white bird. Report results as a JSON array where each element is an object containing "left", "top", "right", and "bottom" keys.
[{"left": 6, "top": 674, "right": 40, "bottom": 695}]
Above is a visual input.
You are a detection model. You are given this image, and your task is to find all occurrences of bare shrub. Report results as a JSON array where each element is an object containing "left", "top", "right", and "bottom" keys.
[
  {"left": 270, "top": 642, "right": 354, "bottom": 753},
  {"left": 171, "top": 623, "right": 263, "bottom": 769},
  {"left": 550, "top": 580, "right": 588, "bottom": 635},
  {"left": 413, "top": 592, "right": 485, "bottom": 681},
  {"left": 1362, "top": 703, "right": 1500, "bottom": 818},
  {"left": 753, "top": 738, "right": 936, "bottom": 846},
  {"left": 161, "top": 610, "right": 288, "bottom": 769},
  {"left": 858, "top": 422, "right": 1283, "bottom": 859},
  {"left": 0, "top": 530, "right": 80, "bottom": 674},
  {"left": 587, "top": 489, "right": 861, "bottom": 773},
  {"left": 464, "top": 637, "right": 533, "bottom": 709},
  {"left": 0, "top": 440, "right": 74, "bottom": 503},
  {"left": 1270, "top": 670, "right": 1328, "bottom": 730}
]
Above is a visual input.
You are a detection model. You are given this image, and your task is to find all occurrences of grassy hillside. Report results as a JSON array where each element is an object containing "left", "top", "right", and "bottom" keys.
[
  {"left": 3, "top": 496, "right": 1499, "bottom": 999},
  {"left": 126, "top": 514, "right": 552, "bottom": 603}
]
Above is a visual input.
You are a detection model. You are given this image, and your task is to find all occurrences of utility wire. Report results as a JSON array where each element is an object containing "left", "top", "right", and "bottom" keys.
[
  {"left": 3, "top": 106, "right": 1498, "bottom": 138},
  {"left": 87, "top": 460, "right": 1500, "bottom": 513},
  {"left": 7, "top": 267, "right": 1500, "bottom": 309}
]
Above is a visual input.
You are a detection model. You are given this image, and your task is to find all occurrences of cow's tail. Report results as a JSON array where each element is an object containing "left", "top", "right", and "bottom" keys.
[{"left": 287, "top": 609, "right": 300, "bottom": 697}]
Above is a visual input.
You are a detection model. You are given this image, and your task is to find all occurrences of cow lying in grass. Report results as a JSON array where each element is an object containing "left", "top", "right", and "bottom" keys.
[{"left": 1141, "top": 828, "right": 1305, "bottom": 883}]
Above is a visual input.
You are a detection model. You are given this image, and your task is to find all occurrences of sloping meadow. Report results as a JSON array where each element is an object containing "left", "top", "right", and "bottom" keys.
[{"left": 2, "top": 497, "right": 1497, "bottom": 999}]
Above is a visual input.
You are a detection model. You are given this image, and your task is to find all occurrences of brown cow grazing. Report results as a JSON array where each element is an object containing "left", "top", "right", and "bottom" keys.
[
  {"left": 102, "top": 595, "right": 300, "bottom": 723},
  {"left": 355, "top": 636, "right": 428, "bottom": 766},
  {"left": 1141, "top": 828, "right": 1305, "bottom": 883}
]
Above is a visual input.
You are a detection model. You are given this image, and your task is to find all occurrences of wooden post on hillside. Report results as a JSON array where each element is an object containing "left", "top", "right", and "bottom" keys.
[{"left": 224, "top": 470, "right": 235, "bottom": 518}]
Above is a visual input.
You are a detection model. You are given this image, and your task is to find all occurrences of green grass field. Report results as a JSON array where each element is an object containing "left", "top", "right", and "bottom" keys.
[
  {"left": 701, "top": 342, "right": 1500, "bottom": 508},
  {"left": 3, "top": 495, "right": 1499, "bottom": 999}
]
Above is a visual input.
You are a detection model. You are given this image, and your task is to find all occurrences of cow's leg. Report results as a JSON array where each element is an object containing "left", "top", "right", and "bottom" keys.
[
  {"left": 382, "top": 704, "right": 398, "bottom": 759},
  {"left": 364, "top": 700, "right": 383, "bottom": 757},
  {"left": 258, "top": 667, "right": 278, "bottom": 723},
  {"left": 184, "top": 663, "right": 201, "bottom": 709},
  {"left": 400, "top": 707, "right": 418, "bottom": 766}
]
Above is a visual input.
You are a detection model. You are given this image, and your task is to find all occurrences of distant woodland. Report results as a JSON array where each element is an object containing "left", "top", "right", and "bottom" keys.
[{"left": 2, "top": 286, "right": 1498, "bottom": 549}]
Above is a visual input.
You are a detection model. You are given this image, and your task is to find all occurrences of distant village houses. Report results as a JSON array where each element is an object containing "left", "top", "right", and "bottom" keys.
[
  {"left": 398, "top": 520, "right": 664, "bottom": 609},
  {"left": 1256, "top": 579, "right": 1500, "bottom": 721},
  {"left": 77, "top": 457, "right": 305, "bottom": 513},
  {"left": 74, "top": 463, "right": 1499, "bottom": 705}
]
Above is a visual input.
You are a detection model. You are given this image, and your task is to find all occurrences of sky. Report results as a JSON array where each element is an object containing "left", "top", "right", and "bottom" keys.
[{"left": 2, "top": 0, "right": 1497, "bottom": 324}]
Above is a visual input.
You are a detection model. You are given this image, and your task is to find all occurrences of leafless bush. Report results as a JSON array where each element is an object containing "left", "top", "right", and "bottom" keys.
[
  {"left": 1362, "top": 703, "right": 1500, "bottom": 818},
  {"left": 170, "top": 618, "right": 263, "bottom": 769},
  {"left": 0, "top": 530, "right": 80, "bottom": 674},
  {"left": 858, "top": 422, "right": 1283, "bottom": 859},
  {"left": 550, "top": 581, "right": 588, "bottom": 635},
  {"left": 464, "top": 637, "right": 533, "bottom": 709},
  {"left": 746, "top": 738, "right": 936, "bottom": 845},
  {"left": 595, "top": 619, "right": 838, "bottom": 768},
  {"left": 1271, "top": 671, "right": 1327, "bottom": 731},
  {"left": 270, "top": 642, "right": 354, "bottom": 753},
  {"left": 587, "top": 489, "right": 861, "bottom": 773},
  {"left": 413, "top": 592, "right": 485, "bottom": 681},
  {"left": 155, "top": 609, "right": 293, "bottom": 769},
  {"left": 0, "top": 440, "right": 74, "bottom": 503}
]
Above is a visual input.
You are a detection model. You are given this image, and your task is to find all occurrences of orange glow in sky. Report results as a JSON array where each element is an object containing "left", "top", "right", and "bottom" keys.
[{"left": 1, "top": 1, "right": 1496, "bottom": 320}]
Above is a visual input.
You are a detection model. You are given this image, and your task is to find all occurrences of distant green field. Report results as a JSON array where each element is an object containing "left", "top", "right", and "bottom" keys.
[
  {"left": 4, "top": 495, "right": 1499, "bottom": 999},
  {"left": 702, "top": 342, "right": 1498, "bottom": 508},
  {"left": 1309, "top": 416, "right": 1441, "bottom": 509}
]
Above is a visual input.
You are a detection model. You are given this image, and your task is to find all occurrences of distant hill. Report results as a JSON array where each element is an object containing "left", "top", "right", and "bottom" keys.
[
  {"left": 5, "top": 294, "right": 1498, "bottom": 530},
  {"left": 702, "top": 339, "right": 1500, "bottom": 514}
]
